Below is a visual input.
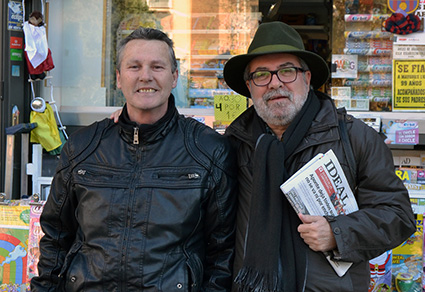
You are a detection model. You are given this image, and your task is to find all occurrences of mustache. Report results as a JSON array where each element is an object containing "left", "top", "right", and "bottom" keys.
[{"left": 263, "top": 88, "right": 293, "bottom": 102}]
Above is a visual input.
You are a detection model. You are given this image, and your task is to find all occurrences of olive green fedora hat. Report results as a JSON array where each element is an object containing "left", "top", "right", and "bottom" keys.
[{"left": 223, "top": 21, "right": 330, "bottom": 98}]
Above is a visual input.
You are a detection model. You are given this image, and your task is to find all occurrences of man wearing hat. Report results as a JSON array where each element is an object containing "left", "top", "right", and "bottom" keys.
[{"left": 224, "top": 21, "right": 415, "bottom": 291}]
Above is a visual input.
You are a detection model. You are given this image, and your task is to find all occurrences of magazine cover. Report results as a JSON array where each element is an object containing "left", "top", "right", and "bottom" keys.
[
  {"left": 26, "top": 203, "right": 45, "bottom": 282},
  {"left": 391, "top": 213, "right": 423, "bottom": 292},
  {"left": 395, "top": 168, "right": 417, "bottom": 184},
  {"left": 0, "top": 204, "right": 31, "bottom": 291},
  {"left": 369, "top": 250, "right": 392, "bottom": 292},
  {"left": 423, "top": 215, "right": 425, "bottom": 292},
  {"left": 410, "top": 198, "right": 425, "bottom": 215},
  {"left": 417, "top": 170, "right": 425, "bottom": 185}
]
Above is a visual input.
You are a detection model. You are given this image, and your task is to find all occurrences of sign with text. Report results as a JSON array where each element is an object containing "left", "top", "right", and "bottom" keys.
[
  {"left": 214, "top": 94, "right": 247, "bottom": 122},
  {"left": 393, "top": 59, "right": 425, "bottom": 111},
  {"left": 10, "top": 49, "right": 23, "bottom": 61},
  {"left": 10, "top": 37, "right": 23, "bottom": 49},
  {"left": 8, "top": 0, "right": 23, "bottom": 31},
  {"left": 332, "top": 54, "right": 358, "bottom": 79},
  {"left": 382, "top": 120, "right": 419, "bottom": 145},
  {"left": 393, "top": 45, "right": 425, "bottom": 59}
]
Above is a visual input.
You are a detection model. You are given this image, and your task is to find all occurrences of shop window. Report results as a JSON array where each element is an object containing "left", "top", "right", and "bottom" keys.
[
  {"left": 331, "top": 0, "right": 393, "bottom": 112},
  {"left": 43, "top": 0, "right": 259, "bottom": 119}
]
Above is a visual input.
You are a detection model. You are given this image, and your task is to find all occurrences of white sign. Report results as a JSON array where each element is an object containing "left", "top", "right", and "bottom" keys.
[
  {"left": 332, "top": 54, "right": 358, "bottom": 78},
  {"left": 393, "top": 44, "right": 425, "bottom": 59}
]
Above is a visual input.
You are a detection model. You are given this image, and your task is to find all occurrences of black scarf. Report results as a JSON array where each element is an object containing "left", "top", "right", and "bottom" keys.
[{"left": 235, "top": 91, "right": 321, "bottom": 292}]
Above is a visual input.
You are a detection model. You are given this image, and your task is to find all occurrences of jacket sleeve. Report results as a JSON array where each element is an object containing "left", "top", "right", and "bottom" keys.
[
  {"left": 198, "top": 130, "right": 238, "bottom": 291},
  {"left": 330, "top": 118, "right": 416, "bottom": 263},
  {"left": 30, "top": 140, "right": 79, "bottom": 291}
]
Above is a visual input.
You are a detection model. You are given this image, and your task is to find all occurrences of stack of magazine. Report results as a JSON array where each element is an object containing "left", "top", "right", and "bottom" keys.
[{"left": 280, "top": 149, "right": 358, "bottom": 277}]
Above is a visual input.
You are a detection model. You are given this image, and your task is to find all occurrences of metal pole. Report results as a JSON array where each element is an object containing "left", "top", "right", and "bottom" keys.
[{"left": 21, "top": 132, "right": 30, "bottom": 197}]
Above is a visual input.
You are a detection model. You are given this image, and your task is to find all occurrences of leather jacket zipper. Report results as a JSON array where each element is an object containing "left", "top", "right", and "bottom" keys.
[
  {"left": 156, "top": 172, "right": 201, "bottom": 180},
  {"left": 133, "top": 127, "right": 139, "bottom": 145}
]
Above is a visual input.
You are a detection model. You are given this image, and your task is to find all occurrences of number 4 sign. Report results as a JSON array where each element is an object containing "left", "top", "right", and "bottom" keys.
[{"left": 214, "top": 94, "right": 247, "bottom": 123}]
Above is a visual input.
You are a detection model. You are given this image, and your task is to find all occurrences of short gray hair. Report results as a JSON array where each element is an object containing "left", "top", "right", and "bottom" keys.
[{"left": 116, "top": 27, "right": 178, "bottom": 73}]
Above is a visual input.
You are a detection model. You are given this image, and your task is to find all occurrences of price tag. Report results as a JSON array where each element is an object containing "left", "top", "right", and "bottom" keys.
[{"left": 214, "top": 94, "right": 247, "bottom": 122}]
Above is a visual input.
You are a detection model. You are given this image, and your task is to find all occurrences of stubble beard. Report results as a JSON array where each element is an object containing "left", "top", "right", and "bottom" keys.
[{"left": 252, "top": 86, "right": 309, "bottom": 127}]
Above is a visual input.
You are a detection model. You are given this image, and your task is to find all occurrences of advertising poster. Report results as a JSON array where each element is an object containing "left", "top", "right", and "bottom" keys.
[
  {"left": 0, "top": 205, "right": 30, "bottom": 291},
  {"left": 381, "top": 120, "right": 419, "bottom": 145},
  {"left": 7, "top": 0, "right": 23, "bottom": 31},
  {"left": 393, "top": 59, "right": 425, "bottom": 111}
]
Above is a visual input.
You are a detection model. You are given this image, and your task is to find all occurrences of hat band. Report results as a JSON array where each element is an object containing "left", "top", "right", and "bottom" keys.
[{"left": 249, "top": 44, "right": 302, "bottom": 54}]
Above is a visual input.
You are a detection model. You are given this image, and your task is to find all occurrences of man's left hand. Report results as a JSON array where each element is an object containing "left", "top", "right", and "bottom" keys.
[{"left": 297, "top": 214, "right": 337, "bottom": 252}]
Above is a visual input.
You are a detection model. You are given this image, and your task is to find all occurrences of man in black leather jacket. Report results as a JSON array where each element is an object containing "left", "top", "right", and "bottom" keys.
[
  {"left": 31, "top": 27, "right": 237, "bottom": 292},
  {"left": 223, "top": 21, "right": 415, "bottom": 292}
]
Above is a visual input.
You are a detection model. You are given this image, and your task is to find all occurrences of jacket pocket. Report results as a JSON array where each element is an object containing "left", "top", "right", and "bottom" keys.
[
  {"left": 72, "top": 165, "right": 132, "bottom": 188},
  {"left": 142, "top": 166, "right": 208, "bottom": 189},
  {"left": 154, "top": 171, "right": 201, "bottom": 181}
]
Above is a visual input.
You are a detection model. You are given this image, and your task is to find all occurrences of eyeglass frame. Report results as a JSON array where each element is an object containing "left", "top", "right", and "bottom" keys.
[{"left": 247, "top": 67, "right": 306, "bottom": 87}]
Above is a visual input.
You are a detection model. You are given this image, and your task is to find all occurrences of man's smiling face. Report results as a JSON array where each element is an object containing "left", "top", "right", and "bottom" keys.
[
  {"left": 116, "top": 39, "right": 178, "bottom": 124},
  {"left": 246, "top": 53, "right": 311, "bottom": 128}
]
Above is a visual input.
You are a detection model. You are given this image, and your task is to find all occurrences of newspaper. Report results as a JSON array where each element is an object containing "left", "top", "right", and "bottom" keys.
[{"left": 280, "top": 149, "right": 359, "bottom": 277}]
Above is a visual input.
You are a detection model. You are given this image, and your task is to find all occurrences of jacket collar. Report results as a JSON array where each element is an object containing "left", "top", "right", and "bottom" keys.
[{"left": 118, "top": 94, "right": 179, "bottom": 144}]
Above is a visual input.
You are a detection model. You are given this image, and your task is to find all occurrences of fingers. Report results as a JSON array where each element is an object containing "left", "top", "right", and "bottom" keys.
[
  {"left": 109, "top": 109, "right": 122, "bottom": 123},
  {"left": 297, "top": 215, "right": 336, "bottom": 252},
  {"left": 297, "top": 214, "right": 326, "bottom": 234},
  {"left": 298, "top": 213, "right": 322, "bottom": 224}
]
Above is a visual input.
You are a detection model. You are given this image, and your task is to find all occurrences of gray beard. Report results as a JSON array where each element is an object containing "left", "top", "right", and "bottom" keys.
[{"left": 253, "top": 88, "right": 309, "bottom": 127}]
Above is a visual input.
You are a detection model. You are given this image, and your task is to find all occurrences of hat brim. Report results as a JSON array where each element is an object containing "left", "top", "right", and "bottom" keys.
[{"left": 223, "top": 50, "right": 330, "bottom": 98}]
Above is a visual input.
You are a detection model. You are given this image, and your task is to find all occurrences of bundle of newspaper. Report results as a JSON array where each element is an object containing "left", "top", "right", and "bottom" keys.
[
  {"left": 280, "top": 149, "right": 359, "bottom": 277},
  {"left": 281, "top": 149, "right": 358, "bottom": 216}
]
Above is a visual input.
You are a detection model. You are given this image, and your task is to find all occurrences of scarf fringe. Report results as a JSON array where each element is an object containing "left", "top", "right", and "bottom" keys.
[{"left": 235, "top": 266, "right": 283, "bottom": 292}]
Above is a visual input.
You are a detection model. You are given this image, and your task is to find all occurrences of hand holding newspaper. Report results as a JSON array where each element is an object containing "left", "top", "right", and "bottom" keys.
[{"left": 280, "top": 149, "right": 358, "bottom": 277}]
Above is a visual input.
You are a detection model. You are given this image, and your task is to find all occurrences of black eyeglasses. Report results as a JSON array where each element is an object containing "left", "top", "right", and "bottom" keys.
[{"left": 248, "top": 67, "right": 306, "bottom": 87}]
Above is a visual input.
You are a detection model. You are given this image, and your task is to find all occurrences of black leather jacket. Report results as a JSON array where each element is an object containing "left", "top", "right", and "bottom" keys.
[
  {"left": 226, "top": 91, "right": 415, "bottom": 292},
  {"left": 31, "top": 102, "right": 237, "bottom": 292}
]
